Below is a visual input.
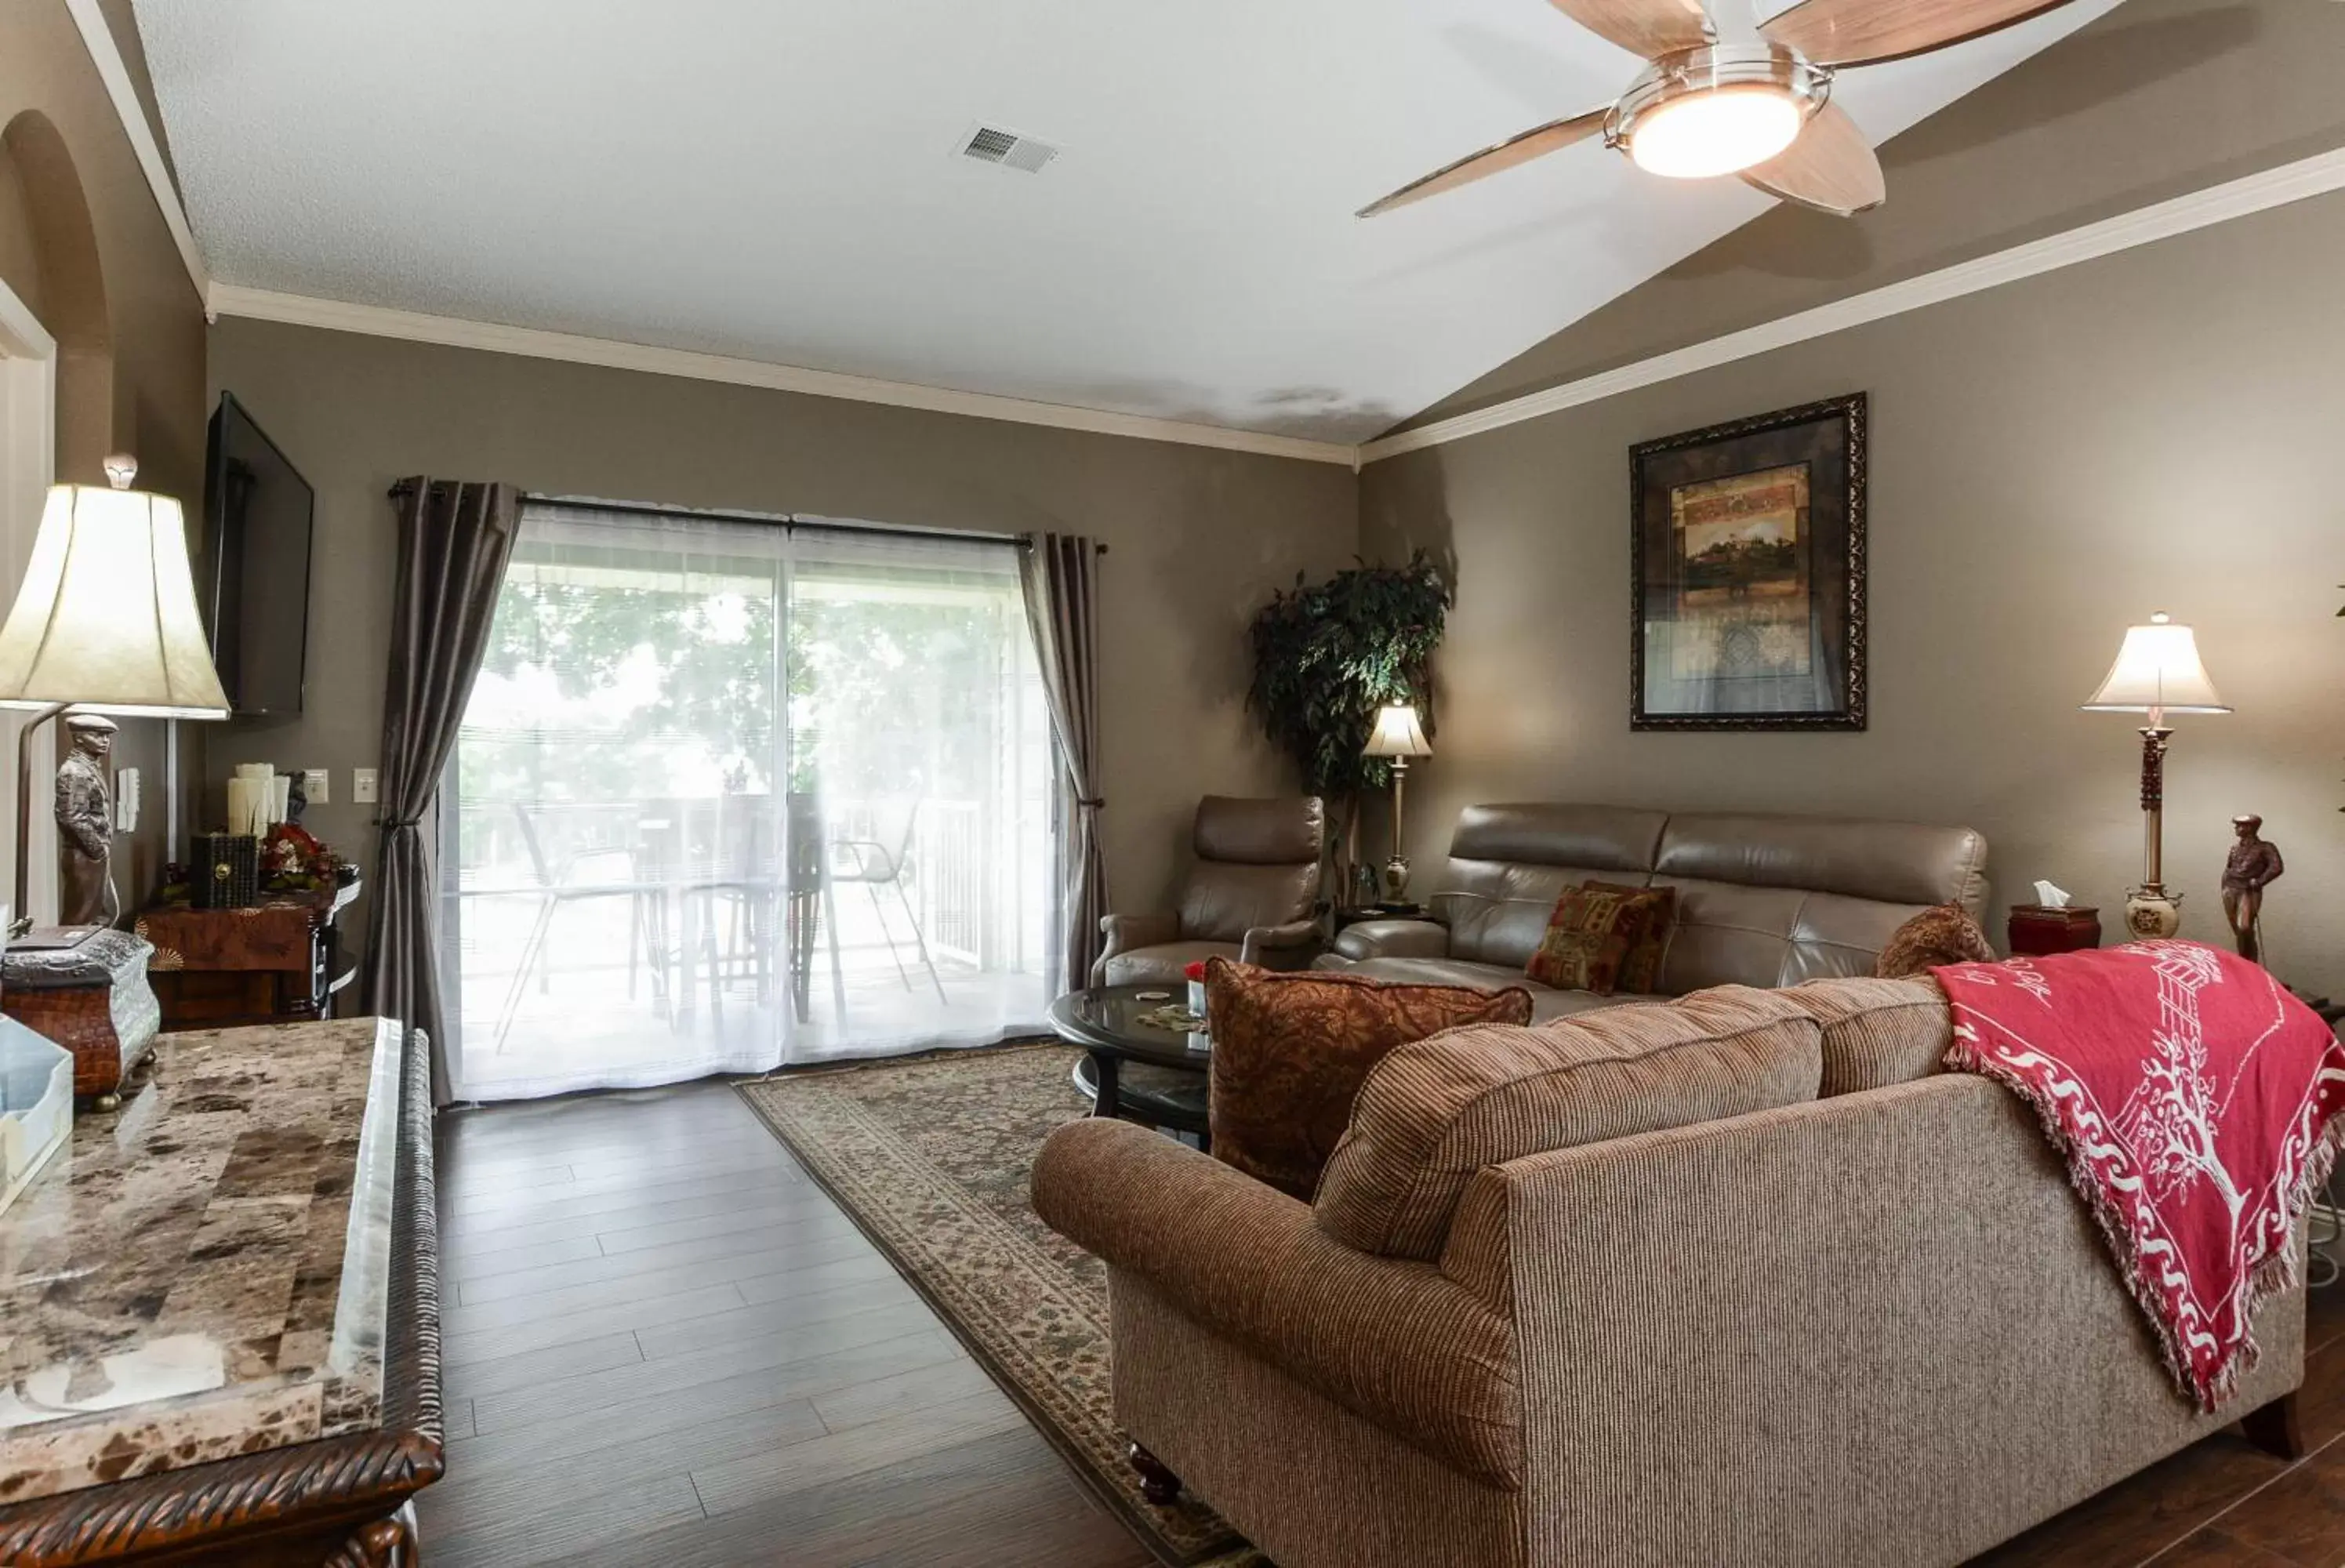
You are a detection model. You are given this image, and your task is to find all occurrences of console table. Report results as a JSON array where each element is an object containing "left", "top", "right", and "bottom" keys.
[
  {"left": 136, "top": 879, "right": 362, "bottom": 1031},
  {"left": 0, "top": 1016, "right": 442, "bottom": 1564}
]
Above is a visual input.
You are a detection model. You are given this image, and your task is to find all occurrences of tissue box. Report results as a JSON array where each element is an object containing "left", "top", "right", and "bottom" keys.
[
  {"left": 0, "top": 1016, "right": 71, "bottom": 1217},
  {"left": 2008, "top": 904, "right": 2101, "bottom": 956}
]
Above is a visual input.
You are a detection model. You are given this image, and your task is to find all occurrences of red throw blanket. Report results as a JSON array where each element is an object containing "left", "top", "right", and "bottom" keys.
[{"left": 1935, "top": 941, "right": 2345, "bottom": 1410}]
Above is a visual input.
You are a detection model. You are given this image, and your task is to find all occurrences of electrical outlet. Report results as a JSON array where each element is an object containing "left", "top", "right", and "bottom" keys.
[
  {"left": 303, "top": 768, "right": 329, "bottom": 805},
  {"left": 352, "top": 768, "right": 379, "bottom": 805}
]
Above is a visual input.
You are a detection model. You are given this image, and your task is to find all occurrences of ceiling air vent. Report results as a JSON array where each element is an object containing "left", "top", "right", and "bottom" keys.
[{"left": 960, "top": 124, "right": 1058, "bottom": 174}]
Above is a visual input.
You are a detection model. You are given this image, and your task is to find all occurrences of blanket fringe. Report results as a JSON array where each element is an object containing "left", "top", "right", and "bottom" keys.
[{"left": 1944, "top": 1034, "right": 2345, "bottom": 1414}]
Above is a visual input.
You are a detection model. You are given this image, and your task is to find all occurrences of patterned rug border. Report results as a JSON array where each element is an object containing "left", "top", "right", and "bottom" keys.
[{"left": 732, "top": 1047, "right": 1255, "bottom": 1568}]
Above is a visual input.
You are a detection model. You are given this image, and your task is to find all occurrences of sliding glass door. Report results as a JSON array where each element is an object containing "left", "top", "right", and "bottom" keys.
[{"left": 438, "top": 502, "right": 1052, "bottom": 1102}]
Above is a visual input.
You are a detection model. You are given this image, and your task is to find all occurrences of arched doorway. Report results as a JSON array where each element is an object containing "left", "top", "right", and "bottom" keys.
[{"left": 0, "top": 107, "right": 115, "bottom": 923}]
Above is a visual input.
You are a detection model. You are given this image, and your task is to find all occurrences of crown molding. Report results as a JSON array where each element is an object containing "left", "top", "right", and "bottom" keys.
[
  {"left": 64, "top": 0, "right": 207, "bottom": 301},
  {"left": 204, "top": 284, "right": 1362, "bottom": 466},
  {"left": 1359, "top": 143, "right": 2345, "bottom": 465}
]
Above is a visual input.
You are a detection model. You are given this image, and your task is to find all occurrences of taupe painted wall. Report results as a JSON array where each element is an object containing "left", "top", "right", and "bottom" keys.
[
  {"left": 0, "top": 0, "right": 206, "bottom": 916},
  {"left": 205, "top": 317, "right": 1359, "bottom": 967},
  {"left": 1362, "top": 188, "right": 2345, "bottom": 996},
  {"left": 1411, "top": 0, "right": 2345, "bottom": 430}
]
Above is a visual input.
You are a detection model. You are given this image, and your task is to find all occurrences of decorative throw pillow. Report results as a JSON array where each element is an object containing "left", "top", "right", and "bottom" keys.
[
  {"left": 1875, "top": 903, "right": 1995, "bottom": 979},
  {"left": 1524, "top": 881, "right": 1677, "bottom": 995},
  {"left": 1582, "top": 880, "right": 1679, "bottom": 995},
  {"left": 1204, "top": 958, "right": 1533, "bottom": 1202}
]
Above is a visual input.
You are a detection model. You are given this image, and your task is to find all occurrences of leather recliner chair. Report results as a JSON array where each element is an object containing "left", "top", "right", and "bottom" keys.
[{"left": 1093, "top": 796, "right": 1326, "bottom": 986}]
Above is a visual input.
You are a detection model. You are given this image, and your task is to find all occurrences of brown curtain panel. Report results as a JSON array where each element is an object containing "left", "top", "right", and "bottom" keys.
[
  {"left": 365, "top": 477, "right": 519, "bottom": 1104},
  {"left": 1019, "top": 535, "right": 1107, "bottom": 993}
]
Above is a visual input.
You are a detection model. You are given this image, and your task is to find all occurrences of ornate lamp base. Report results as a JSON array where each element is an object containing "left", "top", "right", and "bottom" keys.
[
  {"left": 1381, "top": 854, "right": 1412, "bottom": 902},
  {"left": 2124, "top": 885, "right": 2183, "bottom": 940}
]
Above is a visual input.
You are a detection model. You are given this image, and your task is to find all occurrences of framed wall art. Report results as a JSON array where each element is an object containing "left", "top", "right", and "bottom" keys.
[{"left": 1628, "top": 392, "right": 1867, "bottom": 731}]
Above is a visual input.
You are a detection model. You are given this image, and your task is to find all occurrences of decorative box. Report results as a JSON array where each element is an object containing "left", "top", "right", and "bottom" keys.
[
  {"left": 2007, "top": 903, "right": 2102, "bottom": 956},
  {"left": 192, "top": 832, "right": 260, "bottom": 909},
  {"left": 0, "top": 1014, "right": 71, "bottom": 1216},
  {"left": 2, "top": 928, "right": 163, "bottom": 1109}
]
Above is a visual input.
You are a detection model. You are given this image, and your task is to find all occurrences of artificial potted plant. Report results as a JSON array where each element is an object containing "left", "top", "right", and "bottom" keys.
[{"left": 1245, "top": 550, "right": 1452, "bottom": 904}]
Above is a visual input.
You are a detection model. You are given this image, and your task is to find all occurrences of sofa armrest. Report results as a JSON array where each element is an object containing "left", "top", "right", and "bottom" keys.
[
  {"left": 1032, "top": 1116, "right": 1521, "bottom": 1485},
  {"left": 1094, "top": 912, "right": 1181, "bottom": 982},
  {"left": 1239, "top": 919, "right": 1323, "bottom": 970},
  {"left": 1330, "top": 918, "right": 1451, "bottom": 963}
]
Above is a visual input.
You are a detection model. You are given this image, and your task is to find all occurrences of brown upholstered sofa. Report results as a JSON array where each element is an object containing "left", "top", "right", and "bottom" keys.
[
  {"left": 1034, "top": 973, "right": 2309, "bottom": 1568},
  {"left": 1318, "top": 803, "right": 1991, "bottom": 1018},
  {"left": 1094, "top": 795, "right": 1325, "bottom": 986}
]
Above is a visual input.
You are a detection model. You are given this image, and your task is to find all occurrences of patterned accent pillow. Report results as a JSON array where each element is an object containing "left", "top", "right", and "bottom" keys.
[
  {"left": 1204, "top": 958, "right": 1534, "bottom": 1202},
  {"left": 1523, "top": 881, "right": 1677, "bottom": 995},
  {"left": 1875, "top": 903, "right": 1995, "bottom": 979}
]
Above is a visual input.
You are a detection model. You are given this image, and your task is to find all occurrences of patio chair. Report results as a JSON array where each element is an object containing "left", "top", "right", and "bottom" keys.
[
  {"left": 492, "top": 803, "right": 675, "bottom": 1052},
  {"left": 828, "top": 797, "right": 948, "bottom": 1004}
]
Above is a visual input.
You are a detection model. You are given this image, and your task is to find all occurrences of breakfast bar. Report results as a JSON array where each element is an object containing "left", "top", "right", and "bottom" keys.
[{"left": 0, "top": 1017, "right": 441, "bottom": 1564}]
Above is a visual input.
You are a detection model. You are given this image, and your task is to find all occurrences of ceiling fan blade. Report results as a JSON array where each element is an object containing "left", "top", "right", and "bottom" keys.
[
  {"left": 1760, "top": 0, "right": 2081, "bottom": 67},
  {"left": 1739, "top": 101, "right": 1885, "bottom": 216},
  {"left": 1357, "top": 108, "right": 1610, "bottom": 218},
  {"left": 1545, "top": 0, "right": 1712, "bottom": 60}
]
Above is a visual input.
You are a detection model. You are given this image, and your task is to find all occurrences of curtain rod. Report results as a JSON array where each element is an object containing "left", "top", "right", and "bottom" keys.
[{"left": 383, "top": 481, "right": 1106, "bottom": 554}]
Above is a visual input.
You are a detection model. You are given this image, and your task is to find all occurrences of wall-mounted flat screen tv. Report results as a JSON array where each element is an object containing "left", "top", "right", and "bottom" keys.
[{"left": 201, "top": 391, "right": 314, "bottom": 717}]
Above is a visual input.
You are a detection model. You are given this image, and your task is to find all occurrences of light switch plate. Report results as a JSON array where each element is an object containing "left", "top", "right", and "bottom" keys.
[
  {"left": 352, "top": 768, "right": 379, "bottom": 805},
  {"left": 113, "top": 768, "right": 140, "bottom": 833},
  {"left": 303, "top": 768, "right": 329, "bottom": 805}
]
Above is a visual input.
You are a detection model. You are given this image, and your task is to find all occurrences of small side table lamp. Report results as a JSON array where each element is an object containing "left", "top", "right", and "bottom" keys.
[
  {"left": 1363, "top": 702, "right": 1432, "bottom": 902},
  {"left": 0, "top": 456, "right": 231, "bottom": 946},
  {"left": 2081, "top": 612, "right": 2228, "bottom": 939}
]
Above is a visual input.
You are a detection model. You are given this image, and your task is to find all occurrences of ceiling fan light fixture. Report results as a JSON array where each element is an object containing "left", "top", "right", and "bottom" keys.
[
  {"left": 1607, "top": 43, "right": 1827, "bottom": 180},
  {"left": 1629, "top": 86, "right": 1803, "bottom": 177}
]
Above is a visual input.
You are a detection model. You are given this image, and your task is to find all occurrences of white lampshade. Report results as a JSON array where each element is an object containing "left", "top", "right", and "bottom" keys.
[
  {"left": 2080, "top": 612, "right": 2230, "bottom": 717},
  {"left": 1363, "top": 703, "right": 1432, "bottom": 759},
  {"left": 0, "top": 477, "right": 230, "bottom": 719}
]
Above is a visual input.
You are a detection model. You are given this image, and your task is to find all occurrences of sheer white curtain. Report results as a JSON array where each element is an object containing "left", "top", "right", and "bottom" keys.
[{"left": 437, "top": 501, "right": 1054, "bottom": 1101}]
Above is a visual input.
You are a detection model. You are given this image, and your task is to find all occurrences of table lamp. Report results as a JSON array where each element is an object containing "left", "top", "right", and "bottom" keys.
[
  {"left": 1363, "top": 702, "right": 1432, "bottom": 902},
  {"left": 0, "top": 456, "right": 230, "bottom": 946},
  {"left": 2081, "top": 611, "right": 2228, "bottom": 939}
]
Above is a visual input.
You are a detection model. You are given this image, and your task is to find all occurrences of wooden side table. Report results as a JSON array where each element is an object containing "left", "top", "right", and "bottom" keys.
[
  {"left": 2007, "top": 904, "right": 2101, "bottom": 956},
  {"left": 136, "top": 878, "right": 362, "bottom": 1031}
]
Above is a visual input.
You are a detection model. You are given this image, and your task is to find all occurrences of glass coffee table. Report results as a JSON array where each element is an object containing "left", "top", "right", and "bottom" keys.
[{"left": 1048, "top": 983, "right": 1211, "bottom": 1149}]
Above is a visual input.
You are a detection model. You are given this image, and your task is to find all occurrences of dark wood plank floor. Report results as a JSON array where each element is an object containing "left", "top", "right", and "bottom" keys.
[
  {"left": 419, "top": 1080, "right": 1149, "bottom": 1568},
  {"left": 419, "top": 1080, "right": 2345, "bottom": 1567}
]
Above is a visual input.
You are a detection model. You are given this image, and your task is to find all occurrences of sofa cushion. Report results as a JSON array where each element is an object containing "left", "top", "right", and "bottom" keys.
[
  {"left": 1875, "top": 903, "right": 1995, "bottom": 979},
  {"left": 1315, "top": 985, "right": 1824, "bottom": 1260},
  {"left": 1785, "top": 975, "right": 1953, "bottom": 1094},
  {"left": 1429, "top": 804, "right": 1670, "bottom": 968},
  {"left": 1635, "top": 813, "right": 1989, "bottom": 993},
  {"left": 1315, "top": 956, "right": 1624, "bottom": 1022},
  {"left": 1204, "top": 960, "right": 1534, "bottom": 1201},
  {"left": 1523, "top": 882, "right": 1675, "bottom": 994}
]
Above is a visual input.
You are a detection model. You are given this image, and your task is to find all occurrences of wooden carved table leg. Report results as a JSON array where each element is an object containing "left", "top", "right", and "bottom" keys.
[
  {"left": 325, "top": 1507, "right": 416, "bottom": 1566},
  {"left": 1130, "top": 1441, "right": 1182, "bottom": 1507}
]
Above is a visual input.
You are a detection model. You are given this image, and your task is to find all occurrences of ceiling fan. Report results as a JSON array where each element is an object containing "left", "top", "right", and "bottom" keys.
[{"left": 1358, "top": 0, "right": 2083, "bottom": 220}]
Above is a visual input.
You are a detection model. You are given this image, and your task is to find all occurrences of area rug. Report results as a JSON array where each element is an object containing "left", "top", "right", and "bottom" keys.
[{"left": 735, "top": 1044, "right": 1269, "bottom": 1568}]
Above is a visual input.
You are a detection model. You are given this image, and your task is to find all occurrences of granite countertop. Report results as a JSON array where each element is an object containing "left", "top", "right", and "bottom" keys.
[{"left": 0, "top": 1017, "right": 402, "bottom": 1504}]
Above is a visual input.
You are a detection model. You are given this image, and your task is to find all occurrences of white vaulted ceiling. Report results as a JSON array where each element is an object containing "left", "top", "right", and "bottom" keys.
[{"left": 136, "top": 0, "right": 2121, "bottom": 444}]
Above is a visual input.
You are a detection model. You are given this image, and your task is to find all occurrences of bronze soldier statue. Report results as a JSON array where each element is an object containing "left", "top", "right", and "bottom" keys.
[
  {"left": 2220, "top": 813, "right": 2284, "bottom": 964},
  {"left": 54, "top": 713, "right": 117, "bottom": 927}
]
